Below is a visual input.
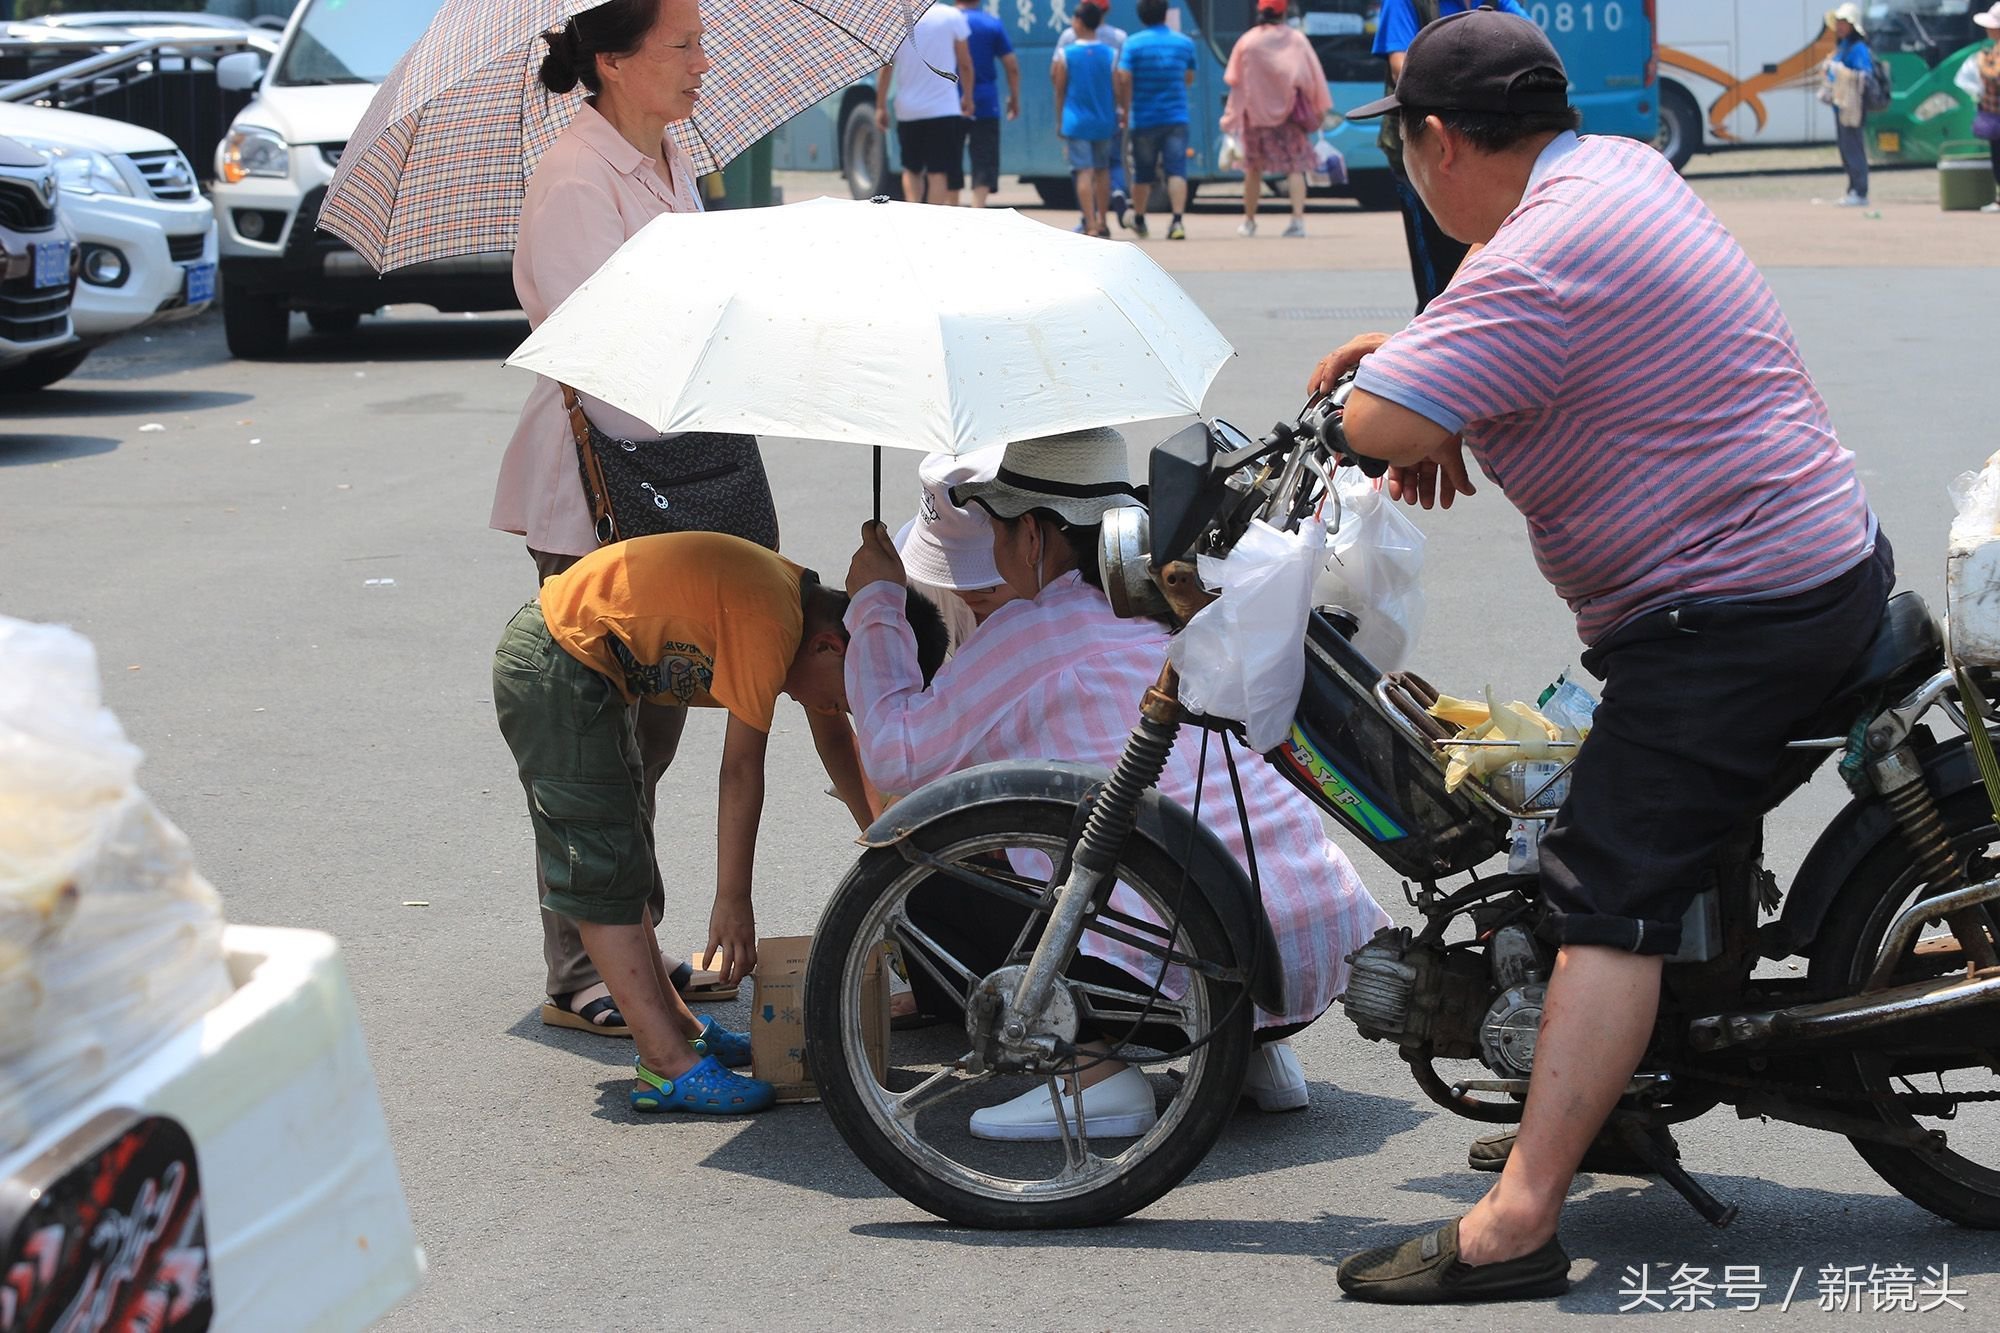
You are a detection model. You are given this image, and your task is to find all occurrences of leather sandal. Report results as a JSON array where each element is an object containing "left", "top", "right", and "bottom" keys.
[
  {"left": 1336, "top": 1219, "right": 1571, "bottom": 1304},
  {"left": 541, "top": 990, "right": 631, "bottom": 1038}
]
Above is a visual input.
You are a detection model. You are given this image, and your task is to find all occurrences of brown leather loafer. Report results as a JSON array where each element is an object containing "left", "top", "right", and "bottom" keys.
[{"left": 1337, "top": 1219, "right": 1571, "bottom": 1304}]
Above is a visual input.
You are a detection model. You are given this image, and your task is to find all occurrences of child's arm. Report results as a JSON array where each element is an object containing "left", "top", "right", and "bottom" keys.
[
  {"left": 708, "top": 713, "right": 769, "bottom": 986},
  {"left": 809, "top": 709, "right": 880, "bottom": 830}
]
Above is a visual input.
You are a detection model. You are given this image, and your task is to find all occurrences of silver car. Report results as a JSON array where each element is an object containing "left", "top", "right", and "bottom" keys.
[{"left": 0, "top": 135, "right": 78, "bottom": 374}]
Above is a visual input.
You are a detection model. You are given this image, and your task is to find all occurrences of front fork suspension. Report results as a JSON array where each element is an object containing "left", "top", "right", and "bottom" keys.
[{"left": 1000, "top": 665, "right": 1185, "bottom": 1052}]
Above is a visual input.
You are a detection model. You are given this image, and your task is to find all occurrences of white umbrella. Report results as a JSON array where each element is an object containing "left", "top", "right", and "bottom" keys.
[{"left": 505, "top": 197, "right": 1234, "bottom": 459}]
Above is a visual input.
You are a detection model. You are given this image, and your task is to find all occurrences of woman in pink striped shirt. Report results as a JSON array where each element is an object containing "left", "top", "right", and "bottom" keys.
[{"left": 842, "top": 428, "right": 1388, "bottom": 1142}]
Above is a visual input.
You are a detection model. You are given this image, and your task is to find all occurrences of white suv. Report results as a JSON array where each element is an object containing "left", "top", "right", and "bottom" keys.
[
  {"left": 210, "top": 0, "right": 514, "bottom": 360},
  {"left": 0, "top": 103, "right": 215, "bottom": 392},
  {"left": 0, "top": 135, "right": 78, "bottom": 373}
]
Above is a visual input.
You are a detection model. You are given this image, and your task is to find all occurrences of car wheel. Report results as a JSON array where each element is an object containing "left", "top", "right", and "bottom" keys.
[
  {"left": 1031, "top": 178, "right": 1079, "bottom": 210},
  {"left": 223, "top": 280, "right": 291, "bottom": 360},
  {"left": 0, "top": 346, "right": 90, "bottom": 393},
  {"left": 842, "top": 100, "right": 901, "bottom": 200},
  {"left": 306, "top": 309, "right": 362, "bottom": 335},
  {"left": 1347, "top": 171, "right": 1401, "bottom": 212},
  {"left": 1656, "top": 82, "right": 1701, "bottom": 173}
]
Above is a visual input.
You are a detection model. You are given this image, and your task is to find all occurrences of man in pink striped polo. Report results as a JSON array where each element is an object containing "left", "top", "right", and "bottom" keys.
[{"left": 1308, "top": 5, "right": 1891, "bottom": 1305}]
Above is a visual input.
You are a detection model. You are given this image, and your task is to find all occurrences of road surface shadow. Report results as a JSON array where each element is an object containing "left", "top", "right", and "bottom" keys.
[
  {"left": 0, "top": 387, "right": 251, "bottom": 420},
  {"left": 0, "top": 432, "right": 119, "bottom": 465},
  {"left": 282, "top": 314, "right": 530, "bottom": 365}
]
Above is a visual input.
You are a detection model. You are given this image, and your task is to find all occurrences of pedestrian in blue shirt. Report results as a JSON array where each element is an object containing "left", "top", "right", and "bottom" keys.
[
  {"left": 1822, "top": 3, "right": 1874, "bottom": 206},
  {"left": 1372, "top": 0, "right": 1531, "bottom": 311},
  {"left": 1054, "top": 3, "right": 1119, "bottom": 237},
  {"left": 955, "top": 0, "right": 1020, "bottom": 208},
  {"left": 1117, "top": 0, "right": 1198, "bottom": 239}
]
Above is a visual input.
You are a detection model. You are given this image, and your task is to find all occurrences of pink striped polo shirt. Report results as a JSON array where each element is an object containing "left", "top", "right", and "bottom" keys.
[{"left": 1355, "top": 132, "right": 1874, "bottom": 647}]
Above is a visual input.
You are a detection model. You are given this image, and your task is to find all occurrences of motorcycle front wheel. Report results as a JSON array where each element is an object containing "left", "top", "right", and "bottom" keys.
[
  {"left": 1810, "top": 784, "right": 2000, "bottom": 1228},
  {"left": 804, "top": 797, "right": 1254, "bottom": 1229}
]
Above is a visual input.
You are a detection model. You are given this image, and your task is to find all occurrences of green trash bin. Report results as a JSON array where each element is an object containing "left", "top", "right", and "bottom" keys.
[
  {"left": 709, "top": 136, "right": 776, "bottom": 210},
  {"left": 1938, "top": 140, "right": 1995, "bottom": 211}
]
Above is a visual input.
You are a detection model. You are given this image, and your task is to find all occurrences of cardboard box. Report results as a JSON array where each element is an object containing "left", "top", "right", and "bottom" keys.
[{"left": 751, "top": 935, "right": 888, "bottom": 1104}]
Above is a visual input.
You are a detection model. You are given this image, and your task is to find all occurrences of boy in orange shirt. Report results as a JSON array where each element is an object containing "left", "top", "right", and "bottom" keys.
[{"left": 495, "top": 531, "right": 948, "bottom": 1113}]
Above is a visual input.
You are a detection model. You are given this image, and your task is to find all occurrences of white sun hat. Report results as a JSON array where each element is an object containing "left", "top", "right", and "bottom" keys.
[
  {"left": 1825, "top": 3, "right": 1865, "bottom": 35},
  {"left": 1977, "top": 2, "right": 2000, "bottom": 30},
  {"left": 950, "top": 427, "right": 1144, "bottom": 528},
  {"left": 894, "top": 446, "right": 1007, "bottom": 591}
]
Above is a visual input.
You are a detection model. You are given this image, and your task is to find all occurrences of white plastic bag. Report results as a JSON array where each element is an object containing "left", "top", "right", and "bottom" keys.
[
  {"left": 0, "top": 615, "right": 230, "bottom": 1153},
  {"left": 1957, "top": 55, "right": 1985, "bottom": 100},
  {"left": 1218, "top": 132, "right": 1244, "bottom": 173},
  {"left": 1308, "top": 134, "right": 1347, "bottom": 188},
  {"left": 1314, "top": 469, "right": 1427, "bottom": 671},
  {"left": 1170, "top": 519, "right": 1323, "bottom": 752},
  {"left": 1949, "top": 449, "right": 2000, "bottom": 545}
]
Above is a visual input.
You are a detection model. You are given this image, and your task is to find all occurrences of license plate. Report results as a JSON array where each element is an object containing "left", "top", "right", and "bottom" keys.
[
  {"left": 32, "top": 241, "right": 67, "bottom": 289},
  {"left": 184, "top": 261, "right": 216, "bottom": 305},
  {"left": 1877, "top": 130, "right": 1900, "bottom": 154}
]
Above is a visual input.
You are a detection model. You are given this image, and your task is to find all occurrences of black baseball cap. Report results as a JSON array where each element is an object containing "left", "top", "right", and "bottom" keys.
[{"left": 1347, "top": 3, "right": 1570, "bottom": 120}]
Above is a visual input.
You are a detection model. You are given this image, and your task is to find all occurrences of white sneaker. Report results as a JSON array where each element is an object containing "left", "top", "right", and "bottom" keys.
[
  {"left": 1242, "top": 1039, "right": 1310, "bottom": 1112},
  {"left": 1282, "top": 218, "right": 1306, "bottom": 238},
  {"left": 1837, "top": 192, "right": 1867, "bottom": 207},
  {"left": 968, "top": 1065, "right": 1158, "bottom": 1141},
  {"left": 1981, "top": 201, "right": 2000, "bottom": 214},
  {"left": 1236, "top": 218, "right": 1257, "bottom": 237}
]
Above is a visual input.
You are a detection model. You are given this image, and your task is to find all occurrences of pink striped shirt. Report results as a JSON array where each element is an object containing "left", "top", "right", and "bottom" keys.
[
  {"left": 1355, "top": 133, "right": 1874, "bottom": 647},
  {"left": 845, "top": 573, "right": 1390, "bottom": 1029}
]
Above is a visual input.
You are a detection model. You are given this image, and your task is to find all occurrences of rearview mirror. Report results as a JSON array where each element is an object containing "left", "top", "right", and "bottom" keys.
[{"left": 217, "top": 52, "right": 265, "bottom": 93}]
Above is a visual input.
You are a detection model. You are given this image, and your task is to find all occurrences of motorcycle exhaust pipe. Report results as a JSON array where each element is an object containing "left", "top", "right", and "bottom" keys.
[{"left": 1688, "top": 967, "right": 2000, "bottom": 1053}]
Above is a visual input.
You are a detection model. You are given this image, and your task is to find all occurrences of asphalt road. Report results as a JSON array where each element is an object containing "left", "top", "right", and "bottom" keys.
[{"left": 3, "top": 243, "right": 1996, "bottom": 1328}]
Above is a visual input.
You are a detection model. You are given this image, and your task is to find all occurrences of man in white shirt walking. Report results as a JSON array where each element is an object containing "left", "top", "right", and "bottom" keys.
[{"left": 877, "top": 1, "right": 976, "bottom": 204}]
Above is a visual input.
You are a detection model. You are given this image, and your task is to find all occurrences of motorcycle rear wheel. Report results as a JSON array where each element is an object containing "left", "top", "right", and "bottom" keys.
[
  {"left": 805, "top": 797, "right": 1254, "bottom": 1229},
  {"left": 1809, "top": 785, "right": 2000, "bottom": 1228}
]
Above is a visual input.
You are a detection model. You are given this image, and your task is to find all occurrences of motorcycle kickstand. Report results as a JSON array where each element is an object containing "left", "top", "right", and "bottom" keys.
[{"left": 1610, "top": 1120, "right": 1739, "bottom": 1228}]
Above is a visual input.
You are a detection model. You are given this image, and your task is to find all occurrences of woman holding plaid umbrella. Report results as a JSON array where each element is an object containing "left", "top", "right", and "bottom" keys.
[{"left": 496, "top": 0, "right": 789, "bottom": 1048}]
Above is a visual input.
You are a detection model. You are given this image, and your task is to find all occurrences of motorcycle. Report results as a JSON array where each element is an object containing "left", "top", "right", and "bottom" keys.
[{"left": 803, "top": 380, "right": 2000, "bottom": 1231}]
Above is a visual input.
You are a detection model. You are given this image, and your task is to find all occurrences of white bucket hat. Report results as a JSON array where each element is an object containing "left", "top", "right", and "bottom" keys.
[
  {"left": 894, "top": 446, "right": 1005, "bottom": 590},
  {"left": 950, "top": 427, "right": 1143, "bottom": 527},
  {"left": 1977, "top": 2, "right": 2000, "bottom": 30},
  {"left": 1826, "top": 3, "right": 1865, "bottom": 36}
]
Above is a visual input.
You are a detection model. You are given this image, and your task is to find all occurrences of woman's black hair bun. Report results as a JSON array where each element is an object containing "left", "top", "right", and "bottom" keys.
[{"left": 538, "top": 27, "right": 582, "bottom": 94}]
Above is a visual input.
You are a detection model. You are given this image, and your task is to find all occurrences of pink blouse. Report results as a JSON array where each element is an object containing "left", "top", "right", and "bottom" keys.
[
  {"left": 1222, "top": 23, "right": 1332, "bottom": 135},
  {"left": 492, "top": 101, "right": 703, "bottom": 557},
  {"left": 845, "top": 572, "right": 1391, "bottom": 1029}
]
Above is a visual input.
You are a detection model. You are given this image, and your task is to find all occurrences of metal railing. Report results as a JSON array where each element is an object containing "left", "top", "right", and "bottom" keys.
[{"left": 0, "top": 36, "right": 269, "bottom": 183}]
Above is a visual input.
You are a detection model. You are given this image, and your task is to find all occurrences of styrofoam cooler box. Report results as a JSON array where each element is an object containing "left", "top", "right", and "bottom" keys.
[
  {"left": 1946, "top": 535, "right": 2000, "bottom": 666},
  {"left": 1, "top": 925, "right": 422, "bottom": 1328}
]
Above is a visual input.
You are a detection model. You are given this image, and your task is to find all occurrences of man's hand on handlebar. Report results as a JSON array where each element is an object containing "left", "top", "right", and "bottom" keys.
[
  {"left": 1306, "top": 332, "right": 1392, "bottom": 399},
  {"left": 1385, "top": 439, "right": 1477, "bottom": 511}
]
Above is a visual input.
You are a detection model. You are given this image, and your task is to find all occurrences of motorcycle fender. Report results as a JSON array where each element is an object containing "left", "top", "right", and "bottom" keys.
[
  {"left": 1769, "top": 739, "right": 1978, "bottom": 959},
  {"left": 860, "top": 759, "right": 1289, "bottom": 1016}
]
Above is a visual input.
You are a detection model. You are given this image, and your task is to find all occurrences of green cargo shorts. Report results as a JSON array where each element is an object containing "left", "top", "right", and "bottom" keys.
[{"left": 492, "top": 602, "right": 660, "bottom": 926}]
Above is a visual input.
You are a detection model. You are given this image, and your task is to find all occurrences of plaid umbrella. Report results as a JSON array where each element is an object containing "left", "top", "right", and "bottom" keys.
[{"left": 319, "top": 0, "right": 924, "bottom": 273}]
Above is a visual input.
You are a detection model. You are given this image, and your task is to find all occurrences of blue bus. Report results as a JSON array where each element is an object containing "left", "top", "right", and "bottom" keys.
[{"left": 772, "top": 1, "right": 1657, "bottom": 209}]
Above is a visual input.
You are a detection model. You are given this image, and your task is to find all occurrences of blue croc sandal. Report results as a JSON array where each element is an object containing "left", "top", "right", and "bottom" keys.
[
  {"left": 697, "top": 1016, "right": 753, "bottom": 1069},
  {"left": 630, "top": 1055, "right": 776, "bottom": 1115}
]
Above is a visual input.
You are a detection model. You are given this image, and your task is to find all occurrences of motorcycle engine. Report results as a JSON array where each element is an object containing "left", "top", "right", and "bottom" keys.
[
  {"left": 1476, "top": 925, "right": 1549, "bottom": 1079},
  {"left": 1342, "top": 919, "right": 1554, "bottom": 1076}
]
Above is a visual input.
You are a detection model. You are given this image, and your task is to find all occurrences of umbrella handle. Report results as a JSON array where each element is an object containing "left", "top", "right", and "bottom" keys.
[{"left": 873, "top": 446, "right": 882, "bottom": 526}]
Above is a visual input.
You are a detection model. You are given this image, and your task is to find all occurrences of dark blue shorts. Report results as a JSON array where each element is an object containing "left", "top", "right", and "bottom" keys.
[{"left": 1129, "top": 122, "right": 1189, "bottom": 184}]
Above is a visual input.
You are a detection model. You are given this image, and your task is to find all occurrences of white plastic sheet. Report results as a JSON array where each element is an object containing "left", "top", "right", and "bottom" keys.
[
  {"left": 1315, "top": 469, "right": 1428, "bottom": 671},
  {"left": 1170, "top": 519, "right": 1325, "bottom": 752}
]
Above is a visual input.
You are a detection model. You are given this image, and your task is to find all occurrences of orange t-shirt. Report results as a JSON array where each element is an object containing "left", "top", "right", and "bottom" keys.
[{"left": 538, "top": 532, "right": 807, "bottom": 732}]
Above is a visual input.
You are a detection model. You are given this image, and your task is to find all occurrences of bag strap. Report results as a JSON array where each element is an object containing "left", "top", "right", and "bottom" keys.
[{"left": 562, "top": 383, "right": 619, "bottom": 545}]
